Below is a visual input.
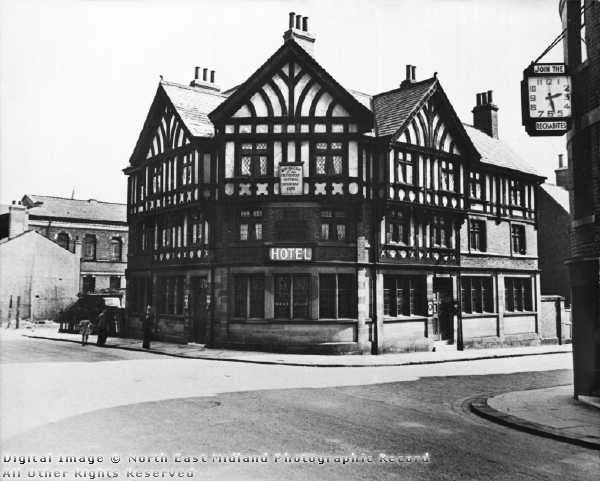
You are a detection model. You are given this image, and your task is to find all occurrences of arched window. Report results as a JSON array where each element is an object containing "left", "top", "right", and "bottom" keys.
[
  {"left": 83, "top": 235, "right": 96, "bottom": 260},
  {"left": 56, "top": 232, "right": 70, "bottom": 251},
  {"left": 110, "top": 237, "right": 122, "bottom": 261}
]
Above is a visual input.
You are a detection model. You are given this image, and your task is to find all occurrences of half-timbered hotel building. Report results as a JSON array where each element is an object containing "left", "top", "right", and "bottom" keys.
[{"left": 124, "top": 13, "right": 545, "bottom": 353}]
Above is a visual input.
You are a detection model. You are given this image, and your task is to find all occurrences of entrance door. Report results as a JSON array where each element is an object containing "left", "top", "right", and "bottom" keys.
[
  {"left": 433, "top": 277, "right": 454, "bottom": 342},
  {"left": 190, "top": 277, "right": 209, "bottom": 344}
]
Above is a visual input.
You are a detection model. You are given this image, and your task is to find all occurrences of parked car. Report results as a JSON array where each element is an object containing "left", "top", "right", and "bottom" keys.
[{"left": 58, "top": 294, "right": 125, "bottom": 336}]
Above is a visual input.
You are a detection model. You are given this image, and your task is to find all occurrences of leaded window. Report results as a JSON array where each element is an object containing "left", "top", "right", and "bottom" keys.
[
  {"left": 315, "top": 142, "right": 344, "bottom": 176},
  {"left": 239, "top": 209, "right": 263, "bottom": 241},
  {"left": 234, "top": 275, "right": 265, "bottom": 319},
  {"left": 383, "top": 276, "right": 426, "bottom": 317},
  {"left": 239, "top": 143, "right": 268, "bottom": 177},
  {"left": 505, "top": 278, "right": 533, "bottom": 312},
  {"left": 320, "top": 209, "right": 348, "bottom": 241},
  {"left": 386, "top": 210, "right": 410, "bottom": 244},
  {"left": 461, "top": 277, "right": 494, "bottom": 313},
  {"left": 440, "top": 159, "right": 456, "bottom": 191},
  {"left": 469, "top": 219, "right": 486, "bottom": 251},
  {"left": 511, "top": 224, "right": 526, "bottom": 255}
]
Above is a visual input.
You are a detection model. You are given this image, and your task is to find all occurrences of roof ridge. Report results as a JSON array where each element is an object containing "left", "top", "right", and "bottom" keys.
[
  {"left": 373, "top": 77, "right": 437, "bottom": 99},
  {"left": 160, "top": 80, "right": 227, "bottom": 99},
  {"left": 29, "top": 195, "right": 126, "bottom": 206}
]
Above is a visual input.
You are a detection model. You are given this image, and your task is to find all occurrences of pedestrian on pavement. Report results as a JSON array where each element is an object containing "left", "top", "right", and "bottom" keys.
[
  {"left": 96, "top": 309, "right": 109, "bottom": 347},
  {"left": 79, "top": 319, "right": 93, "bottom": 346},
  {"left": 143, "top": 304, "right": 153, "bottom": 349}
]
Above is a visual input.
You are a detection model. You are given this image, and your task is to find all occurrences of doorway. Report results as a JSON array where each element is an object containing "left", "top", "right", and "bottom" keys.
[
  {"left": 433, "top": 277, "right": 454, "bottom": 342},
  {"left": 190, "top": 276, "right": 209, "bottom": 344}
]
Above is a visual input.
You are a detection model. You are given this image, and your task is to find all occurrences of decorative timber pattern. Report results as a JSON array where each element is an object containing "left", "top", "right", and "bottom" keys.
[{"left": 146, "top": 104, "right": 191, "bottom": 159}]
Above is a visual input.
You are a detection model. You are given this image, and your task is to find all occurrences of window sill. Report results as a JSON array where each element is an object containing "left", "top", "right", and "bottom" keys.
[
  {"left": 504, "top": 311, "right": 536, "bottom": 316},
  {"left": 383, "top": 315, "right": 428, "bottom": 322},
  {"left": 462, "top": 312, "right": 497, "bottom": 318}
]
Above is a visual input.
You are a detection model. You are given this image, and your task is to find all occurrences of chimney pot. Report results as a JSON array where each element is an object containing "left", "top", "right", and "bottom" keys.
[
  {"left": 487, "top": 90, "right": 493, "bottom": 104},
  {"left": 411, "top": 65, "right": 416, "bottom": 81},
  {"left": 194, "top": 66, "right": 200, "bottom": 80},
  {"left": 558, "top": 153, "right": 564, "bottom": 168},
  {"left": 210, "top": 70, "right": 215, "bottom": 83},
  {"left": 302, "top": 16, "right": 308, "bottom": 32},
  {"left": 406, "top": 65, "right": 412, "bottom": 81},
  {"left": 289, "top": 12, "right": 295, "bottom": 29},
  {"left": 296, "top": 14, "right": 302, "bottom": 29},
  {"left": 476, "top": 93, "right": 482, "bottom": 106},
  {"left": 202, "top": 68, "right": 208, "bottom": 81}
]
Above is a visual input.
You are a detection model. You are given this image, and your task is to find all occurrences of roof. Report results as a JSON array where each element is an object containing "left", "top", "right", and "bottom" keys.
[
  {"left": 22, "top": 195, "right": 127, "bottom": 224},
  {"left": 160, "top": 81, "right": 226, "bottom": 138},
  {"left": 348, "top": 88, "right": 373, "bottom": 110},
  {"left": 0, "top": 204, "right": 9, "bottom": 216},
  {"left": 463, "top": 125, "right": 542, "bottom": 177},
  {"left": 372, "top": 79, "right": 438, "bottom": 137},
  {"left": 541, "top": 183, "right": 570, "bottom": 212}
]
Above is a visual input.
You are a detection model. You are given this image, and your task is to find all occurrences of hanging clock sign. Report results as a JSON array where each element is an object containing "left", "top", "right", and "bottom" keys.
[{"left": 521, "top": 63, "right": 572, "bottom": 136}]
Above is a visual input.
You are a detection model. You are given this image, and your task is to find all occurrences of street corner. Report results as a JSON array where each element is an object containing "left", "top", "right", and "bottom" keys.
[{"left": 469, "top": 386, "right": 600, "bottom": 450}]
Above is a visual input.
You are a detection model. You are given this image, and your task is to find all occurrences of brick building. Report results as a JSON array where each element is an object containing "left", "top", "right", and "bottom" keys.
[
  {"left": 0, "top": 195, "right": 128, "bottom": 298},
  {"left": 125, "top": 13, "right": 547, "bottom": 353},
  {"left": 559, "top": 0, "right": 600, "bottom": 396},
  {"left": 538, "top": 155, "right": 572, "bottom": 303}
]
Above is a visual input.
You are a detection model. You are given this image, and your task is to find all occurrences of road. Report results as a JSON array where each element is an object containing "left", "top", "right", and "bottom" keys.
[{"left": 1, "top": 332, "right": 598, "bottom": 481}]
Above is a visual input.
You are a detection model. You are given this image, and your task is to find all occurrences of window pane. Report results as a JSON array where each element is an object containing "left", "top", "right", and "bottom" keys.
[
  {"left": 316, "top": 156, "right": 326, "bottom": 175},
  {"left": 316, "top": 143, "right": 328, "bottom": 150},
  {"left": 319, "top": 275, "right": 336, "bottom": 318},
  {"left": 330, "top": 142, "right": 343, "bottom": 150},
  {"left": 383, "top": 277, "right": 394, "bottom": 316},
  {"left": 336, "top": 224, "right": 346, "bottom": 241},
  {"left": 234, "top": 277, "right": 248, "bottom": 318},
  {"left": 338, "top": 275, "right": 355, "bottom": 318},
  {"left": 254, "top": 223, "right": 263, "bottom": 241},
  {"left": 332, "top": 156, "right": 343, "bottom": 174},
  {"left": 258, "top": 156, "right": 267, "bottom": 176},
  {"left": 321, "top": 223, "right": 330, "bottom": 240},
  {"left": 241, "top": 156, "right": 251, "bottom": 176},
  {"left": 249, "top": 276, "right": 264, "bottom": 318},
  {"left": 274, "top": 276, "right": 291, "bottom": 318},
  {"left": 293, "top": 276, "right": 310, "bottom": 319},
  {"left": 240, "top": 224, "right": 248, "bottom": 241}
]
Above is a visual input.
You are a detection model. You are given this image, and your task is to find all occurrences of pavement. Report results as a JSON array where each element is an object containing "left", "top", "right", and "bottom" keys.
[
  {"left": 11, "top": 323, "right": 574, "bottom": 367},
  {"left": 470, "top": 385, "right": 600, "bottom": 450}
]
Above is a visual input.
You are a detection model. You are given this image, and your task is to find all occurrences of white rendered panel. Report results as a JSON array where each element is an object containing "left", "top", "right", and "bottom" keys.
[
  {"left": 263, "top": 83, "right": 282, "bottom": 117},
  {"left": 287, "top": 141, "right": 295, "bottom": 163},
  {"left": 225, "top": 142, "right": 235, "bottom": 178},
  {"left": 233, "top": 104, "right": 251, "bottom": 118},
  {"left": 332, "top": 104, "right": 349, "bottom": 116},
  {"left": 272, "top": 74, "right": 289, "bottom": 113},
  {"left": 250, "top": 92, "right": 269, "bottom": 117},
  {"left": 301, "top": 141, "right": 309, "bottom": 176},
  {"left": 349, "top": 141, "right": 358, "bottom": 177},
  {"left": 315, "top": 91, "right": 334, "bottom": 116},
  {"left": 300, "top": 83, "right": 321, "bottom": 116},
  {"left": 274, "top": 142, "right": 282, "bottom": 176}
]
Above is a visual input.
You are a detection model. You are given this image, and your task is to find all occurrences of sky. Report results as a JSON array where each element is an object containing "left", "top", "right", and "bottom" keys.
[{"left": 0, "top": 0, "right": 566, "bottom": 205}]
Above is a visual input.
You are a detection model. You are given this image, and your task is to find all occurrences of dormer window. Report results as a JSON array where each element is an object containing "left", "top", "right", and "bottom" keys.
[
  {"left": 239, "top": 143, "right": 268, "bottom": 177},
  {"left": 315, "top": 142, "right": 344, "bottom": 176}
]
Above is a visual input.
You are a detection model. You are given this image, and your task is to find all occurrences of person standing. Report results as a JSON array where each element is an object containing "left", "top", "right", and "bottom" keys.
[
  {"left": 79, "top": 319, "right": 92, "bottom": 345},
  {"left": 143, "top": 305, "right": 153, "bottom": 349},
  {"left": 96, "top": 309, "right": 108, "bottom": 347}
]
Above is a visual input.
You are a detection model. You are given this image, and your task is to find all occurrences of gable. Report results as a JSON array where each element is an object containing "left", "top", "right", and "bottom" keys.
[
  {"left": 210, "top": 40, "right": 372, "bottom": 129},
  {"left": 145, "top": 103, "right": 191, "bottom": 159},
  {"left": 395, "top": 98, "right": 461, "bottom": 155},
  {"left": 230, "top": 61, "right": 351, "bottom": 120}
]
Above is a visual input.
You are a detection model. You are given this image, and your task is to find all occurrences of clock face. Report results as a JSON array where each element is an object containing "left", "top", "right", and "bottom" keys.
[{"left": 527, "top": 76, "right": 571, "bottom": 119}]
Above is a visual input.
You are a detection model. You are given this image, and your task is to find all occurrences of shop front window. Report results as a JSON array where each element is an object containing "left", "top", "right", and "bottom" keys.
[{"left": 274, "top": 275, "right": 310, "bottom": 319}]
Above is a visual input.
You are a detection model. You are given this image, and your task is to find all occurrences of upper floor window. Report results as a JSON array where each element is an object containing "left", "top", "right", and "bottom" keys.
[
  {"left": 82, "top": 275, "right": 95, "bottom": 294},
  {"left": 315, "top": 142, "right": 344, "bottom": 176},
  {"left": 386, "top": 210, "right": 410, "bottom": 244},
  {"left": 83, "top": 235, "right": 96, "bottom": 260},
  {"left": 505, "top": 277, "right": 532, "bottom": 312},
  {"left": 469, "top": 219, "right": 486, "bottom": 252},
  {"left": 189, "top": 214, "right": 208, "bottom": 246},
  {"left": 110, "top": 237, "right": 123, "bottom": 261},
  {"left": 510, "top": 180, "right": 525, "bottom": 207},
  {"left": 431, "top": 216, "right": 451, "bottom": 248},
  {"left": 151, "top": 164, "right": 162, "bottom": 194},
  {"left": 469, "top": 171, "right": 483, "bottom": 199},
  {"left": 56, "top": 232, "right": 70, "bottom": 251},
  {"left": 320, "top": 210, "right": 347, "bottom": 241},
  {"left": 392, "top": 150, "right": 414, "bottom": 185},
  {"left": 439, "top": 159, "right": 456, "bottom": 192},
  {"left": 511, "top": 224, "right": 526, "bottom": 255},
  {"left": 239, "top": 143, "right": 268, "bottom": 177},
  {"left": 181, "top": 154, "right": 193, "bottom": 186},
  {"left": 239, "top": 209, "right": 263, "bottom": 241}
]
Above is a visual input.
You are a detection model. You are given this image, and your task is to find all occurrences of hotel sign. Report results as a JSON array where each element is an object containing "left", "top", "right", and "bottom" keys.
[
  {"left": 521, "top": 62, "right": 572, "bottom": 137},
  {"left": 279, "top": 163, "right": 303, "bottom": 195},
  {"left": 269, "top": 247, "right": 313, "bottom": 261}
]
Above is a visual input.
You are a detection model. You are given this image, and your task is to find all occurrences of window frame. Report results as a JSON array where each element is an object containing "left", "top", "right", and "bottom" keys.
[
  {"left": 386, "top": 209, "right": 410, "bottom": 245},
  {"left": 56, "top": 232, "right": 70, "bottom": 251},
  {"left": 239, "top": 209, "right": 263, "bottom": 242},
  {"left": 83, "top": 235, "right": 97, "bottom": 260},
  {"left": 504, "top": 277, "right": 533, "bottom": 312},
  {"left": 319, "top": 274, "right": 356, "bottom": 319},
  {"left": 469, "top": 171, "right": 483, "bottom": 200},
  {"left": 237, "top": 142, "right": 270, "bottom": 178},
  {"left": 274, "top": 274, "right": 311, "bottom": 320},
  {"left": 383, "top": 276, "right": 426, "bottom": 317},
  {"left": 469, "top": 219, "right": 486, "bottom": 252},
  {"left": 110, "top": 237, "right": 123, "bottom": 262},
  {"left": 431, "top": 216, "right": 451, "bottom": 248},
  {"left": 511, "top": 224, "right": 526, "bottom": 255},
  {"left": 234, "top": 275, "right": 265, "bottom": 319},
  {"left": 320, "top": 209, "right": 349, "bottom": 242},
  {"left": 392, "top": 150, "right": 415, "bottom": 185},
  {"left": 461, "top": 276, "right": 494, "bottom": 314},
  {"left": 439, "top": 158, "right": 456, "bottom": 192},
  {"left": 314, "top": 141, "right": 345, "bottom": 177}
]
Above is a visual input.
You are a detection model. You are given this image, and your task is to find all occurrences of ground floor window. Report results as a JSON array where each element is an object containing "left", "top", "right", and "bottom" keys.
[
  {"left": 461, "top": 276, "right": 493, "bottom": 313},
  {"left": 383, "top": 275, "right": 426, "bottom": 317},
  {"left": 110, "top": 276, "right": 121, "bottom": 290},
  {"left": 505, "top": 277, "right": 532, "bottom": 312},
  {"left": 82, "top": 275, "right": 95, "bottom": 294},
  {"left": 158, "top": 276, "right": 185, "bottom": 315},
  {"left": 128, "top": 277, "right": 152, "bottom": 313},
  {"left": 234, "top": 275, "right": 265, "bottom": 318},
  {"left": 319, "top": 274, "right": 356, "bottom": 318},
  {"left": 274, "top": 275, "right": 310, "bottom": 319}
]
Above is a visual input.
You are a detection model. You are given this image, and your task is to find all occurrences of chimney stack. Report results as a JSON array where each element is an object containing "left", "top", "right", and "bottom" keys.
[
  {"left": 472, "top": 90, "right": 499, "bottom": 138},
  {"left": 555, "top": 153, "right": 572, "bottom": 190},
  {"left": 190, "top": 66, "right": 220, "bottom": 92},
  {"left": 283, "top": 11, "right": 316, "bottom": 56},
  {"left": 8, "top": 201, "right": 29, "bottom": 239},
  {"left": 400, "top": 65, "right": 417, "bottom": 88}
]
